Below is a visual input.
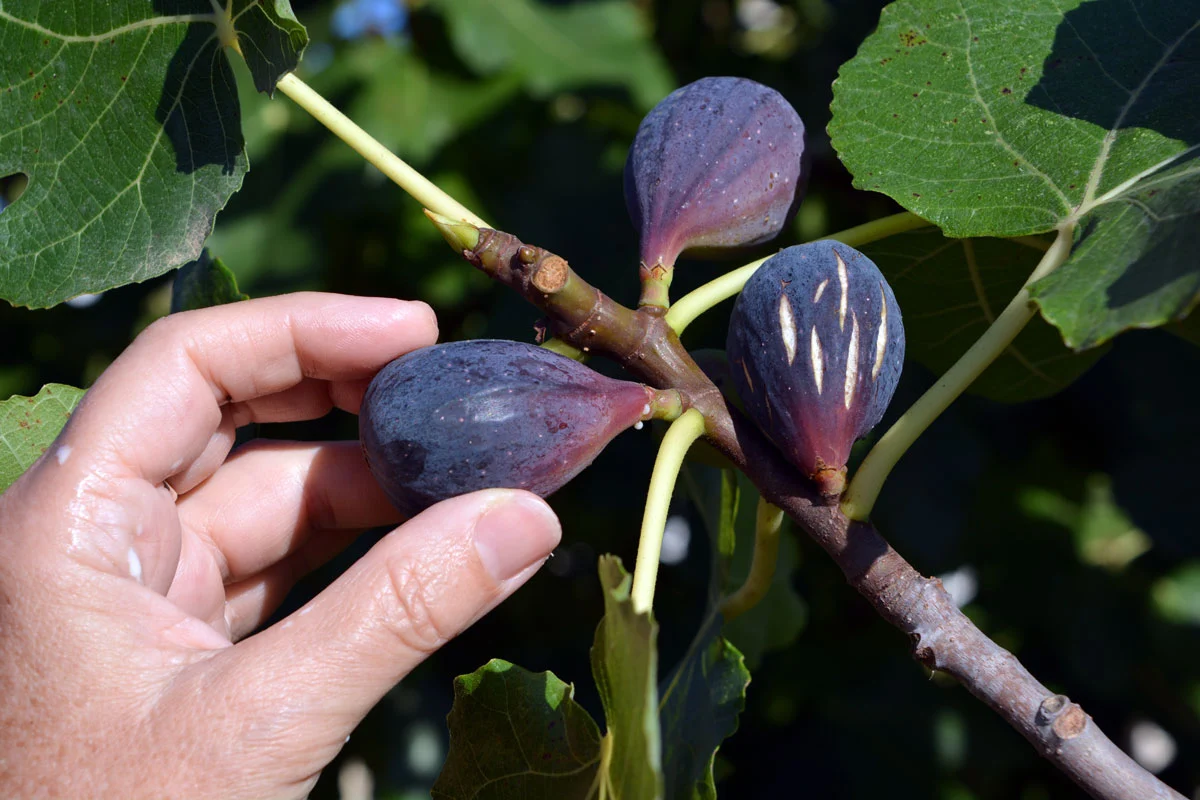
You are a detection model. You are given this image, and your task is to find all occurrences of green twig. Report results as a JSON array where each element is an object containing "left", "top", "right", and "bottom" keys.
[
  {"left": 423, "top": 211, "right": 585, "bottom": 360},
  {"left": 719, "top": 497, "right": 784, "bottom": 620},
  {"left": 275, "top": 74, "right": 488, "bottom": 228},
  {"left": 540, "top": 338, "right": 586, "bottom": 360},
  {"left": 631, "top": 409, "right": 707, "bottom": 613},
  {"left": 664, "top": 254, "right": 768, "bottom": 337},
  {"left": 841, "top": 223, "right": 1076, "bottom": 521},
  {"left": 665, "top": 211, "right": 929, "bottom": 335}
]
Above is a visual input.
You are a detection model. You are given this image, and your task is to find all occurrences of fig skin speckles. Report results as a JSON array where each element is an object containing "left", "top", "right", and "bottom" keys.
[
  {"left": 726, "top": 241, "right": 905, "bottom": 496},
  {"left": 359, "top": 340, "right": 655, "bottom": 517},
  {"left": 624, "top": 76, "right": 808, "bottom": 272}
]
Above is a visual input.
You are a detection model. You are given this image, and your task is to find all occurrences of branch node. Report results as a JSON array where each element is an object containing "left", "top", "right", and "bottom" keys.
[
  {"left": 1053, "top": 706, "right": 1088, "bottom": 740},
  {"left": 532, "top": 255, "right": 569, "bottom": 294},
  {"left": 910, "top": 632, "right": 938, "bottom": 669},
  {"left": 1038, "top": 694, "right": 1089, "bottom": 742},
  {"left": 1038, "top": 694, "right": 1069, "bottom": 718}
]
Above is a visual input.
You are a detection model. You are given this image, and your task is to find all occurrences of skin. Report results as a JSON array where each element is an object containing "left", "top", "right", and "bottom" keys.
[{"left": 0, "top": 293, "right": 562, "bottom": 799}]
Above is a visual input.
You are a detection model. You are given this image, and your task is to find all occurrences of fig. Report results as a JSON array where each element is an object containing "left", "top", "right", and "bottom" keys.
[
  {"left": 726, "top": 241, "right": 904, "bottom": 496},
  {"left": 359, "top": 340, "right": 659, "bottom": 516},
  {"left": 624, "top": 76, "right": 808, "bottom": 303}
]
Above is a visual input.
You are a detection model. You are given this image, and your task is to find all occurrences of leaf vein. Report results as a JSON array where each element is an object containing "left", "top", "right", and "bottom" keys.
[{"left": 957, "top": 0, "right": 1072, "bottom": 213}]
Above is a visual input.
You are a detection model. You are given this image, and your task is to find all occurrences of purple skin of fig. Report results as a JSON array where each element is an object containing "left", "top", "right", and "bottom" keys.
[
  {"left": 359, "top": 340, "right": 656, "bottom": 517},
  {"left": 624, "top": 76, "right": 809, "bottom": 273},
  {"left": 726, "top": 241, "right": 905, "bottom": 496}
]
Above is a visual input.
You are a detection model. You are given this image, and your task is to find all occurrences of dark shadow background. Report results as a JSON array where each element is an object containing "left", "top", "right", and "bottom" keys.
[{"left": 1, "top": 1, "right": 1197, "bottom": 798}]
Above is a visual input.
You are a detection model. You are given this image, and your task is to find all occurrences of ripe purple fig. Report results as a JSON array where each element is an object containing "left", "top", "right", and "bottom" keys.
[
  {"left": 359, "top": 340, "right": 663, "bottom": 517},
  {"left": 625, "top": 76, "right": 808, "bottom": 305},
  {"left": 726, "top": 241, "right": 904, "bottom": 496}
]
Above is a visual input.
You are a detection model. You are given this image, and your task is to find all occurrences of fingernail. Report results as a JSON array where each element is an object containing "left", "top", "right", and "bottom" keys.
[{"left": 474, "top": 492, "right": 562, "bottom": 582}]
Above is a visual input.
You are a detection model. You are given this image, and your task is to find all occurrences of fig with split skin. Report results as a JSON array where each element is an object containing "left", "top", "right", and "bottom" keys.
[
  {"left": 625, "top": 76, "right": 808, "bottom": 306},
  {"left": 359, "top": 339, "right": 673, "bottom": 517},
  {"left": 726, "top": 241, "right": 905, "bottom": 496}
]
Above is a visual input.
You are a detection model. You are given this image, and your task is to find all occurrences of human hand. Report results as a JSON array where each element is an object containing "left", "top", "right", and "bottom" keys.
[{"left": 0, "top": 293, "right": 562, "bottom": 799}]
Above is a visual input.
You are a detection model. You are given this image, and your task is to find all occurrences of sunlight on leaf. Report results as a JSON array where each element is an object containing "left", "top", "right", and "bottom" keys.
[
  {"left": 1019, "top": 474, "right": 1151, "bottom": 570},
  {"left": 830, "top": 0, "right": 1199, "bottom": 348},
  {"left": 1029, "top": 165, "right": 1200, "bottom": 349},
  {"left": 0, "top": 383, "right": 85, "bottom": 493},
  {"left": 1152, "top": 563, "right": 1200, "bottom": 626},
  {"left": 0, "top": 0, "right": 306, "bottom": 308},
  {"left": 431, "top": 0, "right": 673, "bottom": 109}
]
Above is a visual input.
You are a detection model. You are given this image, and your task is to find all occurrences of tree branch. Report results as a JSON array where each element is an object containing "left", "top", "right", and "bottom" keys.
[{"left": 440, "top": 222, "right": 1185, "bottom": 800}]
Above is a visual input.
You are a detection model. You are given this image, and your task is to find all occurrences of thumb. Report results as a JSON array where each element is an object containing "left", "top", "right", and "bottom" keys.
[{"left": 196, "top": 489, "right": 560, "bottom": 773}]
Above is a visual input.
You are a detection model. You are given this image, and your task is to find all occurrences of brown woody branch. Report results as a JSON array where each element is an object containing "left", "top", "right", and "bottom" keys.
[{"left": 450, "top": 224, "right": 1185, "bottom": 800}]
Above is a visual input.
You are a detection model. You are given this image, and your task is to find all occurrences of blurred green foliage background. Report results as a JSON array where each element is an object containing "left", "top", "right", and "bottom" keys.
[{"left": 2, "top": 0, "right": 1197, "bottom": 797}]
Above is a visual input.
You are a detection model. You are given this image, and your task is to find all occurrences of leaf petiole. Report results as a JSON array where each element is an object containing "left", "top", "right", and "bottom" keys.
[
  {"left": 840, "top": 223, "right": 1077, "bottom": 521},
  {"left": 631, "top": 409, "right": 707, "bottom": 613},
  {"left": 210, "top": 0, "right": 236, "bottom": 48},
  {"left": 274, "top": 73, "right": 488, "bottom": 228},
  {"left": 665, "top": 211, "right": 929, "bottom": 335},
  {"left": 719, "top": 497, "right": 784, "bottom": 621}
]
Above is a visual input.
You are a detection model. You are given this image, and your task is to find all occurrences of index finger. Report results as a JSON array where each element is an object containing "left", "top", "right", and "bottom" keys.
[{"left": 66, "top": 293, "right": 437, "bottom": 483}]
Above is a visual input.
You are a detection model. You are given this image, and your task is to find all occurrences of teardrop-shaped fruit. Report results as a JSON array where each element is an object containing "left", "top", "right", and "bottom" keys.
[
  {"left": 624, "top": 77, "right": 808, "bottom": 272},
  {"left": 359, "top": 340, "right": 656, "bottom": 516},
  {"left": 726, "top": 241, "right": 905, "bottom": 496}
]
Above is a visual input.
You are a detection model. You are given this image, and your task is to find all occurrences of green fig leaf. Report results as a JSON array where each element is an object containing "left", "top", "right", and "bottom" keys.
[
  {"left": 0, "top": 383, "right": 85, "bottom": 493},
  {"left": 862, "top": 228, "right": 1108, "bottom": 400},
  {"left": 431, "top": 0, "right": 673, "bottom": 109},
  {"left": 659, "top": 615, "right": 750, "bottom": 800},
  {"left": 0, "top": 0, "right": 306, "bottom": 308},
  {"left": 591, "top": 555, "right": 663, "bottom": 800},
  {"left": 1153, "top": 563, "right": 1200, "bottom": 626},
  {"left": 830, "top": 0, "right": 1200, "bottom": 348},
  {"left": 170, "top": 249, "right": 248, "bottom": 313},
  {"left": 1028, "top": 166, "right": 1200, "bottom": 349},
  {"left": 431, "top": 659, "right": 602, "bottom": 799}
]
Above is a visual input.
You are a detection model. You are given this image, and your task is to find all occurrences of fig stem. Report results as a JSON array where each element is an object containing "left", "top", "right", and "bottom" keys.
[
  {"left": 841, "top": 223, "right": 1077, "bottom": 521},
  {"left": 719, "top": 497, "right": 784, "bottom": 621},
  {"left": 664, "top": 211, "right": 930, "bottom": 335},
  {"left": 631, "top": 409, "right": 707, "bottom": 613},
  {"left": 638, "top": 264, "right": 674, "bottom": 310},
  {"left": 275, "top": 74, "right": 488, "bottom": 229},
  {"left": 540, "top": 338, "right": 586, "bottom": 360},
  {"left": 646, "top": 389, "right": 684, "bottom": 422},
  {"left": 425, "top": 210, "right": 481, "bottom": 251}
]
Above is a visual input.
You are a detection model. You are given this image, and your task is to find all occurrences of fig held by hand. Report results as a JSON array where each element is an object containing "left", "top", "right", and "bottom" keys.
[{"left": 359, "top": 340, "right": 657, "bottom": 517}]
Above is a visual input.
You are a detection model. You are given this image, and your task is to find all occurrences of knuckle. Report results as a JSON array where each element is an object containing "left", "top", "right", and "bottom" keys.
[
  {"left": 378, "top": 552, "right": 456, "bottom": 655},
  {"left": 137, "top": 313, "right": 182, "bottom": 346},
  {"left": 300, "top": 476, "right": 338, "bottom": 533}
]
